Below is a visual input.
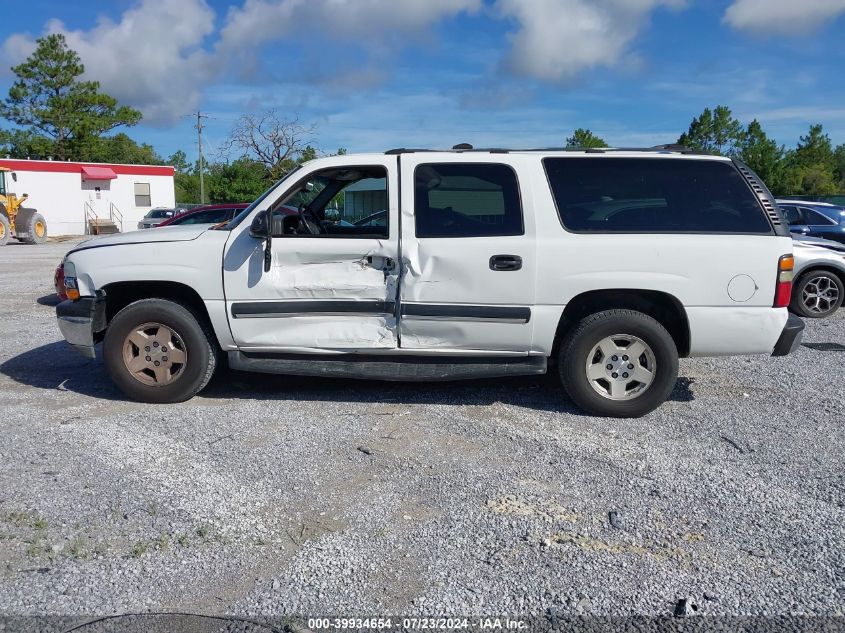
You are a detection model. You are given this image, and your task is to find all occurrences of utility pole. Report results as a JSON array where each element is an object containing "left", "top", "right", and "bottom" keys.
[{"left": 195, "top": 111, "right": 208, "bottom": 204}]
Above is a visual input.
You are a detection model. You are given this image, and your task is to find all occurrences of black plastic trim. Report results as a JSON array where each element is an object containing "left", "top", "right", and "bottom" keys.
[
  {"left": 230, "top": 351, "right": 547, "bottom": 381},
  {"left": 772, "top": 314, "right": 805, "bottom": 356},
  {"left": 231, "top": 300, "right": 395, "bottom": 318},
  {"left": 385, "top": 145, "right": 708, "bottom": 156},
  {"left": 732, "top": 158, "right": 790, "bottom": 237},
  {"left": 56, "top": 297, "right": 97, "bottom": 319},
  {"left": 401, "top": 304, "right": 531, "bottom": 323}
]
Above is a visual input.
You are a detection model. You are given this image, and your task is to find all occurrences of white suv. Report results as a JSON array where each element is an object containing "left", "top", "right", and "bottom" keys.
[{"left": 56, "top": 145, "right": 803, "bottom": 417}]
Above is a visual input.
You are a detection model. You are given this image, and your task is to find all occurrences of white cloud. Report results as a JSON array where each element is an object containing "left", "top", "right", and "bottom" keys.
[
  {"left": 495, "top": 0, "right": 686, "bottom": 83},
  {"left": 218, "top": 0, "right": 482, "bottom": 55},
  {"left": 2, "top": 0, "right": 216, "bottom": 125},
  {"left": 724, "top": 0, "right": 845, "bottom": 35}
]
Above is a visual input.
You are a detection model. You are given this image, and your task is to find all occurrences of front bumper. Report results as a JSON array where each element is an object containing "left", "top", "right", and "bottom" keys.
[
  {"left": 772, "top": 314, "right": 805, "bottom": 357},
  {"left": 56, "top": 297, "right": 105, "bottom": 358}
]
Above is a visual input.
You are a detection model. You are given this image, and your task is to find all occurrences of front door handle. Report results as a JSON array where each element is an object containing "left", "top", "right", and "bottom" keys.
[{"left": 489, "top": 254, "right": 522, "bottom": 271}]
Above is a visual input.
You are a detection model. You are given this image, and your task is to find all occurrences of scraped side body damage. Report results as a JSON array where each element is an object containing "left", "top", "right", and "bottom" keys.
[{"left": 267, "top": 258, "right": 396, "bottom": 300}]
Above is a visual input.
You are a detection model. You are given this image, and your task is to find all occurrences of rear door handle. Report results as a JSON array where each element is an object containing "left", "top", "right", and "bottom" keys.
[{"left": 489, "top": 254, "right": 522, "bottom": 271}]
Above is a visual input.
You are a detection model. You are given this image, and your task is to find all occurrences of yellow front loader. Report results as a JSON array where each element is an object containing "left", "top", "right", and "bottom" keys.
[{"left": 0, "top": 167, "right": 47, "bottom": 246}]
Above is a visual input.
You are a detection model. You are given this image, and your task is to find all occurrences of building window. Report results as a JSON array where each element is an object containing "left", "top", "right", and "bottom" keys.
[{"left": 134, "top": 182, "right": 151, "bottom": 207}]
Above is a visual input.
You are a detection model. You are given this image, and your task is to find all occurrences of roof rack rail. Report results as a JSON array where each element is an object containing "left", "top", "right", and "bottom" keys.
[{"left": 385, "top": 144, "right": 710, "bottom": 156}]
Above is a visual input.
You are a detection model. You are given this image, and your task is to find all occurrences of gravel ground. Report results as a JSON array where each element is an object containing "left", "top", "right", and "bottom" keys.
[{"left": 0, "top": 240, "right": 843, "bottom": 625}]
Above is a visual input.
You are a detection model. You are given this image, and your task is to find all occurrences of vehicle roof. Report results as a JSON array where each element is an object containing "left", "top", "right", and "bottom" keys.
[
  {"left": 777, "top": 199, "right": 842, "bottom": 207},
  {"left": 182, "top": 203, "right": 250, "bottom": 211}
]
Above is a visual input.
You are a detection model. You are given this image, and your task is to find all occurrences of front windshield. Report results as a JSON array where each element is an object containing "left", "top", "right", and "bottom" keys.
[
  {"left": 220, "top": 166, "right": 303, "bottom": 230},
  {"left": 147, "top": 209, "right": 173, "bottom": 219}
]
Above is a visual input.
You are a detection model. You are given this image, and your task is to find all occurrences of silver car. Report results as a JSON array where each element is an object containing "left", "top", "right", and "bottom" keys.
[
  {"left": 792, "top": 237, "right": 845, "bottom": 318},
  {"left": 137, "top": 207, "right": 186, "bottom": 230}
]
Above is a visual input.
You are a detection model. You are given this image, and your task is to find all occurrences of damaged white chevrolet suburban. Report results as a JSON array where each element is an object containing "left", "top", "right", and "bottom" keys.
[{"left": 55, "top": 145, "right": 804, "bottom": 417}]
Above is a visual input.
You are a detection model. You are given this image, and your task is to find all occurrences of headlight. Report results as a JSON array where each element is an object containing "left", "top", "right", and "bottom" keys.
[{"left": 63, "top": 260, "right": 80, "bottom": 300}]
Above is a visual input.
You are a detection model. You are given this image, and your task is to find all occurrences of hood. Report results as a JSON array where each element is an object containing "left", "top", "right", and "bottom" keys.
[{"left": 68, "top": 225, "right": 210, "bottom": 253}]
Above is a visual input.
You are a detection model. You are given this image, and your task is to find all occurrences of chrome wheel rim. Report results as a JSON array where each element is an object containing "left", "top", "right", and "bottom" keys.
[
  {"left": 122, "top": 322, "right": 187, "bottom": 387},
  {"left": 802, "top": 276, "right": 840, "bottom": 314},
  {"left": 586, "top": 334, "right": 656, "bottom": 401}
]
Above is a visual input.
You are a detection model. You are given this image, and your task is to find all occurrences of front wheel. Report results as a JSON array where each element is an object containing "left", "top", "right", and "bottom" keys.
[
  {"left": 103, "top": 299, "right": 217, "bottom": 403},
  {"left": 0, "top": 215, "right": 9, "bottom": 246},
  {"left": 559, "top": 309, "right": 678, "bottom": 418}
]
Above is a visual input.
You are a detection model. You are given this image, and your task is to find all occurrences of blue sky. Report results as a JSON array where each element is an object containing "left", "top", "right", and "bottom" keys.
[{"left": 2, "top": 0, "right": 845, "bottom": 164}]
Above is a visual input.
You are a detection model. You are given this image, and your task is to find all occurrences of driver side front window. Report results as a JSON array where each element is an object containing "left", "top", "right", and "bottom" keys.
[{"left": 269, "top": 166, "right": 388, "bottom": 238}]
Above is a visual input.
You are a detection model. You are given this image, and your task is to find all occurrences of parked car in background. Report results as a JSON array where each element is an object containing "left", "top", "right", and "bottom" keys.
[
  {"left": 158, "top": 204, "right": 302, "bottom": 228},
  {"left": 137, "top": 207, "right": 187, "bottom": 229},
  {"left": 778, "top": 200, "right": 845, "bottom": 244},
  {"left": 156, "top": 204, "right": 249, "bottom": 227},
  {"left": 353, "top": 210, "right": 387, "bottom": 228},
  {"left": 791, "top": 239, "right": 845, "bottom": 318},
  {"left": 793, "top": 234, "right": 845, "bottom": 254}
]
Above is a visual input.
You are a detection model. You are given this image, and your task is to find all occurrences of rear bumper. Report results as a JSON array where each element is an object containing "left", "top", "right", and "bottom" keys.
[
  {"left": 56, "top": 297, "right": 105, "bottom": 358},
  {"left": 772, "top": 314, "right": 805, "bottom": 357}
]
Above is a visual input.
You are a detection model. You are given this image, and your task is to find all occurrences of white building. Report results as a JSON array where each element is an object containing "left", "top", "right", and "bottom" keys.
[{"left": 0, "top": 158, "right": 175, "bottom": 236}]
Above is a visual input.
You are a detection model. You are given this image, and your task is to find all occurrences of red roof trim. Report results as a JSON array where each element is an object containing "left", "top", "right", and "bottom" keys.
[{"left": 0, "top": 159, "right": 174, "bottom": 177}]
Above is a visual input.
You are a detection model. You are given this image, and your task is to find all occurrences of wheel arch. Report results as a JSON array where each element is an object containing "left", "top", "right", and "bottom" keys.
[
  {"left": 99, "top": 281, "right": 216, "bottom": 343},
  {"left": 552, "top": 289, "right": 691, "bottom": 359},
  {"left": 794, "top": 265, "right": 845, "bottom": 287}
]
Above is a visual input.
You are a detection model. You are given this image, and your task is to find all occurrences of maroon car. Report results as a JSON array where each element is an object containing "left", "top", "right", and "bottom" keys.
[{"left": 155, "top": 203, "right": 250, "bottom": 227}]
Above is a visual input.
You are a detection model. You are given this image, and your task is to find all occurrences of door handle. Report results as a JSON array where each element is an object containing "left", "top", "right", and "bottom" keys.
[{"left": 489, "top": 254, "right": 522, "bottom": 271}]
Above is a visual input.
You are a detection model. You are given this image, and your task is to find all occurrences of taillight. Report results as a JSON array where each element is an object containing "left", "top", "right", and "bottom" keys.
[{"left": 774, "top": 254, "right": 794, "bottom": 308}]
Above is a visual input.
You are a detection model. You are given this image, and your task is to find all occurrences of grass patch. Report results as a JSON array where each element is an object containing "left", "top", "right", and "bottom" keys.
[
  {"left": 130, "top": 541, "right": 148, "bottom": 559},
  {"left": 3, "top": 510, "right": 47, "bottom": 531},
  {"left": 67, "top": 536, "right": 88, "bottom": 560},
  {"left": 154, "top": 533, "right": 170, "bottom": 551}
]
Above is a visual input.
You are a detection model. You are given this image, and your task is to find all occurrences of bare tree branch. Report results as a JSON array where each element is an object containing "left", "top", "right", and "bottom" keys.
[{"left": 218, "top": 110, "right": 316, "bottom": 179}]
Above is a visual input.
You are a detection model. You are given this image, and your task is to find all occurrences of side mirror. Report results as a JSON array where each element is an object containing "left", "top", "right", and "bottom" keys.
[
  {"left": 250, "top": 209, "right": 271, "bottom": 238},
  {"left": 11, "top": 172, "right": 17, "bottom": 182},
  {"left": 250, "top": 209, "right": 273, "bottom": 272}
]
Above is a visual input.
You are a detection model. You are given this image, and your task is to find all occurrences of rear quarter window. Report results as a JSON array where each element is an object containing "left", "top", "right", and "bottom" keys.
[{"left": 543, "top": 158, "right": 773, "bottom": 234}]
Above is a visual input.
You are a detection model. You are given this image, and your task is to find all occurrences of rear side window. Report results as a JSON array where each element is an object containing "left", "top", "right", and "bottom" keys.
[
  {"left": 543, "top": 158, "right": 772, "bottom": 234},
  {"left": 801, "top": 208, "right": 837, "bottom": 226},
  {"left": 414, "top": 163, "right": 523, "bottom": 238}
]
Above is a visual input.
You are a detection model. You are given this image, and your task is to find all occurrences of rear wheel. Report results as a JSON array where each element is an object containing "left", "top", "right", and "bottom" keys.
[
  {"left": 791, "top": 270, "right": 843, "bottom": 318},
  {"left": 0, "top": 214, "right": 9, "bottom": 246},
  {"left": 558, "top": 309, "right": 678, "bottom": 418},
  {"left": 103, "top": 299, "right": 217, "bottom": 403}
]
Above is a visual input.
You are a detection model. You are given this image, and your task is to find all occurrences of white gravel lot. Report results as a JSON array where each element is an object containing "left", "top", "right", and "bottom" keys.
[{"left": 0, "top": 240, "right": 843, "bottom": 627}]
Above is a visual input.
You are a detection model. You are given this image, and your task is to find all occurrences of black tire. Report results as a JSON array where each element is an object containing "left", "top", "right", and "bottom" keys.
[
  {"left": 0, "top": 214, "right": 9, "bottom": 246},
  {"left": 558, "top": 309, "right": 678, "bottom": 418},
  {"left": 103, "top": 299, "right": 217, "bottom": 403},
  {"left": 17, "top": 209, "right": 47, "bottom": 244},
  {"left": 790, "top": 270, "right": 844, "bottom": 319}
]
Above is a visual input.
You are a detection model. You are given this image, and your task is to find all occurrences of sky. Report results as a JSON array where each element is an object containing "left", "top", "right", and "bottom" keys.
[{"left": 2, "top": 0, "right": 845, "bottom": 165}]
